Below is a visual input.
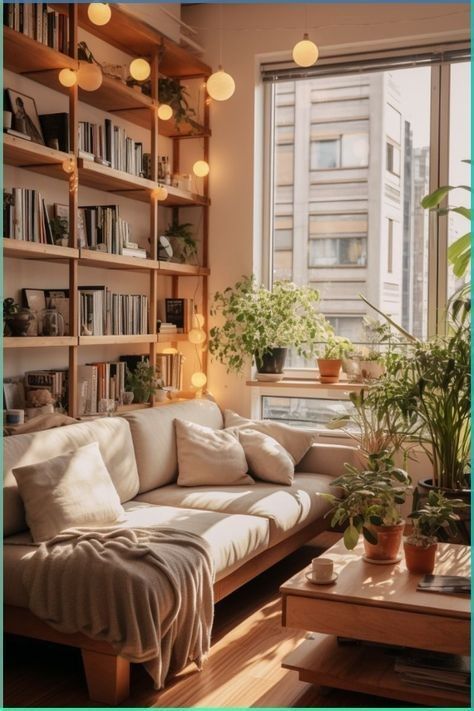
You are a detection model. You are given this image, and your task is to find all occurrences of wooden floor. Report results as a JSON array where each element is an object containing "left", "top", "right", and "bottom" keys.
[{"left": 4, "top": 532, "right": 411, "bottom": 708}]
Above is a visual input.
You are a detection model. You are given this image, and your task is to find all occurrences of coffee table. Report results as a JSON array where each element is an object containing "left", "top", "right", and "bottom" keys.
[{"left": 280, "top": 539, "right": 470, "bottom": 706}]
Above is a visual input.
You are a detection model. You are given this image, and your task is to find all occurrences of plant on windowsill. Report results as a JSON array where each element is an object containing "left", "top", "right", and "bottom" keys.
[
  {"left": 325, "top": 451, "right": 412, "bottom": 562},
  {"left": 316, "top": 332, "right": 352, "bottom": 384},
  {"left": 404, "top": 489, "right": 469, "bottom": 574},
  {"left": 209, "top": 275, "right": 330, "bottom": 378}
]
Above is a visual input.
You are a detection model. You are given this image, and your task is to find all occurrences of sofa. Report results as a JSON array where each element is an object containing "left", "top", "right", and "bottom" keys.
[{"left": 4, "top": 399, "right": 356, "bottom": 704}]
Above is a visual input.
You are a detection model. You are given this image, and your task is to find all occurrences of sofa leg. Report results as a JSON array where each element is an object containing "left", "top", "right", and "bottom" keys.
[{"left": 81, "top": 649, "right": 130, "bottom": 705}]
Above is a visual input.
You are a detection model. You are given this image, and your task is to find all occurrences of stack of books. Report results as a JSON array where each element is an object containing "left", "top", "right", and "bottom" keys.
[
  {"left": 164, "top": 298, "right": 194, "bottom": 334},
  {"left": 79, "top": 286, "right": 148, "bottom": 336},
  {"left": 78, "top": 119, "right": 144, "bottom": 177},
  {"left": 156, "top": 353, "right": 184, "bottom": 390},
  {"left": 395, "top": 650, "right": 470, "bottom": 694},
  {"left": 79, "top": 204, "right": 142, "bottom": 256},
  {"left": 77, "top": 361, "right": 127, "bottom": 415},
  {"left": 3, "top": 188, "right": 53, "bottom": 243},
  {"left": 3, "top": 3, "right": 70, "bottom": 54},
  {"left": 158, "top": 322, "right": 178, "bottom": 337}
]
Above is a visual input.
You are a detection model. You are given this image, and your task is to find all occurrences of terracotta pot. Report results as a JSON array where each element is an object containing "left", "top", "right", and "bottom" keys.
[
  {"left": 359, "top": 360, "right": 385, "bottom": 380},
  {"left": 404, "top": 540, "right": 437, "bottom": 575},
  {"left": 418, "top": 478, "right": 471, "bottom": 544},
  {"left": 363, "top": 522, "right": 405, "bottom": 561},
  {"left": 317, "top": 358, "right": 342, "bottom": 384}
]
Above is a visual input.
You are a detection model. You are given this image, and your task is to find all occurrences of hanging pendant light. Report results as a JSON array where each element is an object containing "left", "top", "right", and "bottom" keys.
[
  {"left": 129, "top": 58, "right": 151, "bottom": 82},
  {"left": 207, "top": 5, "right": 235, "bottom": 102},
  {"left": 292, "top": 33, "right": 319, "bottom": 67},
  {"left": 193, "top": 160, "right": 210, "bottom": 178},
  {"left": 157, "top": 104, "right": 173, "bottom": 121},
  {"left": 87, "top": 3, "right": 111, "bottom": 26},
  {"left": 191, "top": 372, "right": 207, "bottom": 389},
  {"left": 58, "top": 68, "right": 77, "bottom": 87},
  {"left": 77, "top": 61, "right": 103, "bottom": 91}
]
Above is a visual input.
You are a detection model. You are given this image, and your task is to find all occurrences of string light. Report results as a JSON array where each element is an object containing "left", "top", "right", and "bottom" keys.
[
  {"left": 192, "top": 312, "right": 205, "bottom": 329},
  {"left": 191, "top": 372, "right": 207, "bottom": 389},
  {"left": 193, "top": 160, "right": 210, "bottom": 178},
  {"left": 188, "top": 328, "right": 207, "bottom": 345},
  {"left": 157, "top": 104, "right": 173, "bottom": 121},
  {"left": 77, "top": 61, "right": 103, "bottom": 91},
  {"left": 58, "top": 68, "right": 77, "bottom": 87},
  {"left": 87, "top": 3, "right": 111, "bottom": 26},
  {"left": 151, "top": 185, "right": 168, "bottom": 201},
  {"left": 129, "top": 58, "right": 151, "bottom": 82}
]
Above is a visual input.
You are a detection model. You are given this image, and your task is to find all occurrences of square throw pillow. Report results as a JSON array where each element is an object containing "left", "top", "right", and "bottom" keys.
[
  {"left": 224, "top": 409, "right": 317, "bottom": 465},
  {"left": 238, "top": 429, "right": 295, "bottom": 485},
  {"left": 175, "top": 418, "right": 254, "bottom": 486},
  {"left": 12, "top": 441, "right": 124, "bottom": 543}
]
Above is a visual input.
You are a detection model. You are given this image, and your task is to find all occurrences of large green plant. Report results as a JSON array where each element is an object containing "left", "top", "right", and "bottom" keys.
[{"left": 209, "top": 276, "right": 329, "bottom": 374}]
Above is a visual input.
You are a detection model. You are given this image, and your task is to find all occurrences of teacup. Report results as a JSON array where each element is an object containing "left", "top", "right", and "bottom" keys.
[{"left": 311, "top": 557, "right": 334, "bottom": 583}]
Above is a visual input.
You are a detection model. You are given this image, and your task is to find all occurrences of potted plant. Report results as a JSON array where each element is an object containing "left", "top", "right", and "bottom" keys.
[
  {"left": 3, "top": 298, "right": 35, "bottom": 337},
  {"left": 325, "top": 454, "right": 412, "bottom": 562},
  {"left": 317, "top": 333, "right": 352, "bottom": 383},
  {"left": 125, "top": 359, "right": 161, "bottom": 404},
  {"left": 209, "top": 276, "right": 329, "bottom": 377},
  {"left": 162, "top": 221, "right": 198, "bottom": 263},
  {"left": 404, "top": 490, "right": 469, "bottom": 574}
]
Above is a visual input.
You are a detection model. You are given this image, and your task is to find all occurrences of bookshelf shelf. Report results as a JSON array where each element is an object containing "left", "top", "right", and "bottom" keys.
[
  {"left": 159, "top": 119, "right": 211, "bottom": 140},
  {"left": 3, "top": 25, "right": 75, "bottom": 75},
  {"left": 157, "top": 261, "right": 210, "bottom": 276},
  {"left": 79, "top": 335, "right": 156, "bottom": 346},
  {"left": 79, "top": 249, "right": 156, "bottom": 271},
  {"left": 3, "top": 239, "right": 79, "bottom": 261},
  {"left": 163, "top": 185, "right": 209, "bottom": 207},
  {"left": 4, "top": 337, "right": 77, "bottom": 349},
  {"left": 3, "top": 134, "right": 71, "bottom": 180},
  {"left": 157, "top": 333, "right": 190, "bottom": 343},
  {"left": 77, "top": 158, "right": 155, "bottom": 202}
]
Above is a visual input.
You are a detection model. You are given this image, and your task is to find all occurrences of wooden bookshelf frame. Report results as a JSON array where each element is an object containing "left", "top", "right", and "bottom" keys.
[{"left": 3, "top": 4, "right": 211, "bottom": 417}]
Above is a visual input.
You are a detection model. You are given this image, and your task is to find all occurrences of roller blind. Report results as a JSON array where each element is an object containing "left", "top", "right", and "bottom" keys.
[{"left": 261, "top": 41, "right": 470, "bottom": 83}]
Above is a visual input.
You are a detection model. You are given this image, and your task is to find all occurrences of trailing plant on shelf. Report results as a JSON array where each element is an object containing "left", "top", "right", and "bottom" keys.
[
  {"left": 163, "top": 221, "right": 198, "bottom": 263},
  {"left": 125, "top": 360, "right": 161, "bottom": 404},
  {"left": 209, "top": 276, "right": 329, "bottom": 375},
  {"left": 158, "top": 78, "right": 201, "bottom": 130}
]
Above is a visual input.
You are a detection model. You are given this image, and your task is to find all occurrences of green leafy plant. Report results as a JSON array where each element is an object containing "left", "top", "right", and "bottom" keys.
[
  {"left": 125, "top": 360, "right": 162, "bottom": 403},
  {"left": 209, "top": 276, "right": 330, "bottom": 374},
  {"left": 325, "top": 457, "right": 412, "bottom": 550},
  {"left": 3, "top": 297, "right": 20, "bottom": 319},
  {"left": 407, "top": 489, "right": 469, "bottom": 547},
  {"left": 163, "top": 221, "right": 198, "bottom": 262},
  {"left": 318, "top": 332, "right": 352, "bottom": 360},
  {"left": 158, "top": 78, "right": 201, "bottom": 131}
]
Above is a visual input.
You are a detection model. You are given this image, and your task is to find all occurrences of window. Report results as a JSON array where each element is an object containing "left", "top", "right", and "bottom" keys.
[
  {"left": 387, "top": 218, "right": 394, "bottom": 273},
  {"left": 309, "top": 213, "right": 368, "bottom": 267},
  {"left": 386, "top": 141, "right": 401, "bottom": 176},
  {"left": 311, "top": 139, "right": 338, "bottom": 169},
  {"left": 311, "top": 133, "right": 368, "bottom": 170},
  {"left": 262, "top": 395, "right": 354, "bottom": 429}
]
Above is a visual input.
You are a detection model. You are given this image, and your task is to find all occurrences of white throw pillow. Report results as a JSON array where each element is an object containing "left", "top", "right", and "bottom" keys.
[
  {"left": 224, "top": 409, "right": 317, "bottom": 465},
  {"left": 12, "top": 441, "right": 125, "bottom": 543},
  {"left": 175, "top": 418, "right": 254, "bottom": 486},
  {"left": 238, "top": 429, "right": 295, "bottom": 485}
]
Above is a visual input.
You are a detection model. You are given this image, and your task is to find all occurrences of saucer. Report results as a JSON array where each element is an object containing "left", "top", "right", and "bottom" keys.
[
  {"left": 305, "top": 571, "right": 338, "bottom": 585},
  {"left": 362, "top": 555, "right": 402, "bottom": 565},
  {"left": 255, "top": 373, "right": 284, "bottom": 382}
]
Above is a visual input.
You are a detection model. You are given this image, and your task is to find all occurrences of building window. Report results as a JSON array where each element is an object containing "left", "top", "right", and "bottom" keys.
[
  {"left": 262, "top": 395, "right": 354, "bottom": 429},
  {"left": 311, "top": 133, "right": 368, "bottom": 170},
  {"left": 387, "top": 218, "right": 394, "bottom": 273},
  {"left": 311, "top": 138, "right": 338, "bottom": 169},
  {"left": 309, "top": 237, "right": 367, "bottom": 267},
  {"left": 386, "top": 141, "right": 401, "bottom": 176}
]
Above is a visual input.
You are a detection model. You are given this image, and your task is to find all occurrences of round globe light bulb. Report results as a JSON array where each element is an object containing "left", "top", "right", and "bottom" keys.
[
  {"left": 193, "top": 160, "right": 210, "bottom": 178},
  {"left": 188, "top": 328, "right": 207, "bottom": 345},
  {"left": 162, "top": 347, "right": 178, "bottom": 355},
  {"left": 62, "top": 158, "right": 75, "bottom": 174},
  {"left": 58, "top": 68, "right": 77, "bottom": 87},
  {"left": 87, "top": 3, "right": 111, "bottom": 26},
  {"left": 292, "top": 35, "right": 319, "bottom": 67},
  {"left": 151, "top": 186, "right": 168, "bottom": 201},
  {"left": 77, "top": 61, "right": 103, "bottom": 91},
  {"left": 157, "top": 104, "right": 173, "bottom": 121},
  {"left": 129, "top": 58, "right": 151, "bottom": 82},
  {"left": 192, "top": 313, "right": 205, "bottom": 329},
  {"left": 206, "top": 69, "right": 235, "bottom": 102},
  {"left": 191, "top": 372, "right": 207, "bottom": 389}
]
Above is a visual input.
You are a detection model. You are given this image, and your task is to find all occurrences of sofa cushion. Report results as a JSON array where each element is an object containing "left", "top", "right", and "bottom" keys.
[
  {"left": 122, "top": 400, "right": 223, "bottom": 493},
  {"left": 4, "top": 417, "right": 139, "bottom": 537},
  {"left": 13, "top": 442, "right": 125, "bottom": 543},
  {"left": 3, "top": 502, "right": 270, "bottom": 607},
  {"left": 237, "top": 429, "right": 294, "bottom": 485},
  {"left": 175, "top": 419, "right": 254, "bottom": 487},
  {"left": 136, "top": 472, "right": 333, "bottom": 544}
]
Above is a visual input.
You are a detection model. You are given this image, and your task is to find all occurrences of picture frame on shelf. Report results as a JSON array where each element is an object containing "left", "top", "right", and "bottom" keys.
[
  {"left": 3, "top": 379, "right": 26, "bottom": 410},
  {"left": 22, "top": 288, "right": 46, "bottom": 336},
  {"left": 6, "top": 88, "right": 45, "bottom": 145},
  {"left": 54, "top": 204, "right": 87, "bottom": 248}
]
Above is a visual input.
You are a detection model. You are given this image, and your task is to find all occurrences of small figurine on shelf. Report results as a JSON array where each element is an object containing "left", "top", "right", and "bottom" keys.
[
  {"left": 3, "top": 298, "right": 35, "bottom": 337},
  {"left": 25, "top": 388, "right": 56, "bottom": 420}
]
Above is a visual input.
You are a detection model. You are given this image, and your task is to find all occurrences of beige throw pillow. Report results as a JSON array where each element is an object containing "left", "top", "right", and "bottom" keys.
[
  {"left": 224, "top": 409, "right": 317, "bottom": 465},
  {"left": 238, "top": 429, "right": 295, "bottom": 485},
  {"left": 12, "top": 441, "right": 125, "bottom": 543},
  {"left": 175, "top": 418, "right": 253, "bottom": 486}
]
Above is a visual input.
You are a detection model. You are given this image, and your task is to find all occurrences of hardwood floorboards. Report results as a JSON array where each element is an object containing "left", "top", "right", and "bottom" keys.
[{"left": 4, "top": 532, "right": 411, "bottom": 708}]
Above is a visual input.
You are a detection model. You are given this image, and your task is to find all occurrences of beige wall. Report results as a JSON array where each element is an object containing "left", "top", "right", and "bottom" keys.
[{"left": 183, "top": 3, "right": 469, "bottom": 414}]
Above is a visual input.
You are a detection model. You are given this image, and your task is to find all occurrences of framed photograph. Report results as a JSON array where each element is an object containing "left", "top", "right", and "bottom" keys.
[
  {"left": 6, "top": 88, "right": 45, "bottom": 145},
  {"left": 3, "top": 379, "right": 26, "bottom": 410},
  {"left": 21, "top": 288, "right": 46, "bottom": 336}
]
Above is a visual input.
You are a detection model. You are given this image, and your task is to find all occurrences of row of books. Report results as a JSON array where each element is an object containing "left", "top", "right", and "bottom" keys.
[
  {"left": 79, "top": 120, "right": 148, "bottom": 178},
  {"left": 78, "top": 361, "right": 127, "bottom": 416},
  {"left": 156, "top": 353, "right": 184, "bottom": 390},
  {"left": 395, "top": 650, "right": 470, "bottom": 694},
  {"left": 163, "top": 298, "right": 195, "bottom": 334},
  {"left": 4, "top": 188, "right": 53, "bottom": 244},
  {"left": 80, "top": 287, "right": 148, "bottom": 336},
  {"left": 3, "top": 3, "right": 69, "bottom": 54},
  {"left": 79, "top": 204, "right": 138, "bottom": 256}
]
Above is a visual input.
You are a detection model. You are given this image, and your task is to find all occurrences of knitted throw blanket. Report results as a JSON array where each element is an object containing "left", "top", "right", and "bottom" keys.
[{"left": 23, "top": 526, "right": 214, "bottom": 689}]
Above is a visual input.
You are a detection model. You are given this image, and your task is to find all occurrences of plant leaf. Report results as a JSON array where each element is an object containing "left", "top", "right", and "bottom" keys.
[
  {"left": 343, "top": 524, "right": 360, "bottom": 550},
  {"left": 362, "top": 526, "right": 378, "bottom": 544}
]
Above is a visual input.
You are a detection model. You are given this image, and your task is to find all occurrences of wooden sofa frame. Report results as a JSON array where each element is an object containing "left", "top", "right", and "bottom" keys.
[{"left": 5, "top": 518, "right": 328, "bottom": 704}]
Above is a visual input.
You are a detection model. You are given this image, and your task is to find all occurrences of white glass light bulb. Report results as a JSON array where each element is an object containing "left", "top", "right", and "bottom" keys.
[
  {"left": 77, "top": 61, "right": 103, "bottom": 91},
  {"left": 188, "top": 328, "right": 207, "bottom": 345},
  {"left": 58, "top": 68, "right": 77, "bottom": 87},
  {"left": 192, "top": 313, "right": 205, "bottom": 329},
  {"left": 191, "top": 372, "right": 207, "bottom": 389},
  {"left": 87, "top": 3, "right": 111, "bottom": 26},
  {"left": 193, "top": 160, "right": 210, "bottom": 178},
  {"left": 157, "top": 104, "right": 173, "bottom": 121},
  {"left": 292, "top": 34, "right": 319, "bottom": 67},
  {"left": 151, "top": 186, "right": 168, "bottom": 201},
  {"left": 206, "top": 69, "right": 235, "bottom": 101},
  {"left": 129, "top": 58, "right": 151, "bottom": 82}
]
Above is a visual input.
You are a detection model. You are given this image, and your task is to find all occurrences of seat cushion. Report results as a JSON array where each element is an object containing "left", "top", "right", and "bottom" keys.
[
  {"left": 122, "top": 399, "right": 223, "bottom": 493},
  {"left": 137, "top": 473, "right": 333, "bottom": 544},
  {"left": 3, "top": 502, "right": 270, "bottom": 607},
  {"left": 4, "top": 417, "right": 139, "bottom": 537}
]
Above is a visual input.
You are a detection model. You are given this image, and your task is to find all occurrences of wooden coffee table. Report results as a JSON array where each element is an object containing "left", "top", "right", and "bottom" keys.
[{"left": 280, "top": 539, "right": 470, "bottom": 706}]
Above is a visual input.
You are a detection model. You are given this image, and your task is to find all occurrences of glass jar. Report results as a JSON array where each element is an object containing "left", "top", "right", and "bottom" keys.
[{"left": 39, "top": 308, "right": 65, "bottom": 337}]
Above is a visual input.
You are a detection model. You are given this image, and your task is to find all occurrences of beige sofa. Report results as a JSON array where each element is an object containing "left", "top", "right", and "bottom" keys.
[{"left": 4, "top": 399, "right": 355, "bottom": 704}]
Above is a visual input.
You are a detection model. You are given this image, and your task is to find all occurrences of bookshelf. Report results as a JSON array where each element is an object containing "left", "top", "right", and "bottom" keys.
[{"left": 3, "top": 3, "right": 211, "bottom": 417}]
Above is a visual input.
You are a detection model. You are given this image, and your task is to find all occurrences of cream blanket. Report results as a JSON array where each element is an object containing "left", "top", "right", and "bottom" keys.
[{"left": 22, "top": 526, "right": 214, "bottom": 689}]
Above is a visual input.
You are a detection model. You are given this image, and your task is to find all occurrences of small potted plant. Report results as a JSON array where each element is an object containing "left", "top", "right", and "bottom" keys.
[
  {"left": 209, "top": 276, "right": 329, "bottom": 378},
  {"left": 162, "top": 221, "right": 198, "bottom": 263},
  {"left": 325, "top": 453, "right": 412, "bottom": 562},
  {"left": 125, "top": 359, "right": 161, "bottom": 404},
  {"left": 404, "top": 490, "right": 469, "bottom": 574},
  {"left": 317, "top": 333, "right": 352, "bottom": 383}
]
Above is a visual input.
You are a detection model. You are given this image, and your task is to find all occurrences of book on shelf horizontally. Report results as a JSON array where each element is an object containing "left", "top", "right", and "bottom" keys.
[
  {"left": 80, "top": 286, "right": 148, "bottom": 336},
  {"left": 3, "top": 3, "right": 69, "bottom": 54},
  {"left": 78, "top": 361, "right": 127, "bottom": 416}
]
